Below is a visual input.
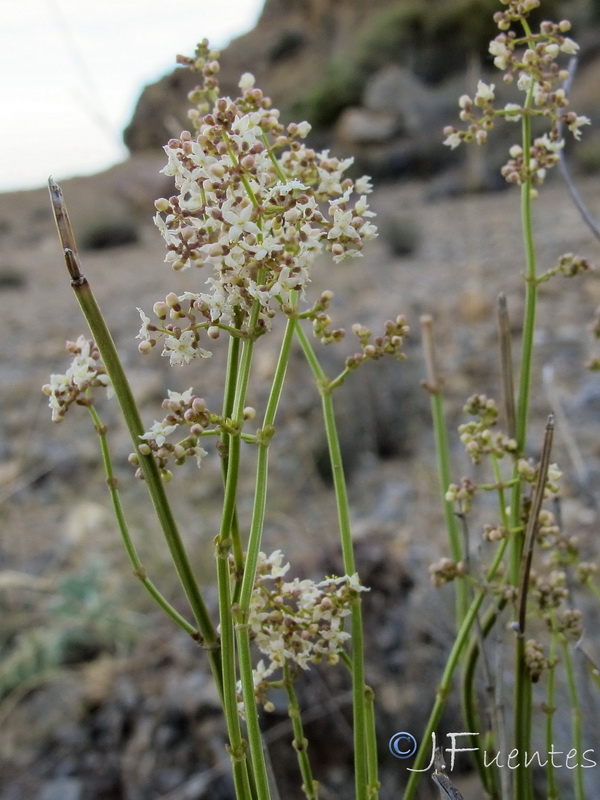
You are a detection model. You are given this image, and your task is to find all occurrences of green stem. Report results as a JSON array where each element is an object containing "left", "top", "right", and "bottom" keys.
[
  {"left": 294, "top": 321, "right": 368, "bottom": 800},
  {"left": 284, "top": 663, "right": 319, "bottom": 800},
  {"left": 513, "top": 643, "right": 533, "bottom": 800},
  {"left": 234, "top": 311, "right": 298, "bottom": 800},
  {"left": 461, "top": 600, "right": 504, "bottom": 800},
  {"left": 509, "top": 19, "right": 537, "bottom": 588},
  {"left": 421, "top": 315, "right": 469, "bottom": 626},
  {"left": 87, "top": 404, "right": 198, "bottom": 638},
  {"left": 403, "top": 538, "right": 508, "bottom": 800},
  {"left": 48, "top": 177, "right": 221, "bottom": 688},
  {"left": 505, "top": 43, "right": 537, "bottom": 799},
  {"left": 221, "top": 334, "right": 245, "bottom": 579},
  {"left": 560, "top": 632, "right": 586, "bottom": 800},
  {"left": 214, "top": 327, "right": 261, "bottom": 797},
  {"left": 364, "top": 685, "right": 380, "bottom": 800},
  {"left": 545, "top": 626, "right": 559, "bottom": 800}
]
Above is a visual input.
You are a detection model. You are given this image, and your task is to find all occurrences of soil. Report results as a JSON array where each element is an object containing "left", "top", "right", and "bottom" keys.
[{"left": 1, "top": 151, "right": 600, "bottom": 800}]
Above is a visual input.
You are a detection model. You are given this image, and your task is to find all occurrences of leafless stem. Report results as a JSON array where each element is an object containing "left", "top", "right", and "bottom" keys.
[
  {"left": 420, "top": 314, "right": 443, "bottom": 393},
  {"left": 497, "top": 293, "right": 516, "bottom": 441},
  {"left": 516, "top": 415, "right": 555, "bottom": 636}
]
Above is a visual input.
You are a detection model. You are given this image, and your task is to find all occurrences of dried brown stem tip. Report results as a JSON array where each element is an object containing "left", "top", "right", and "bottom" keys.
[{"left": 47, "top": 176, "right": 85, "bottom": 285}]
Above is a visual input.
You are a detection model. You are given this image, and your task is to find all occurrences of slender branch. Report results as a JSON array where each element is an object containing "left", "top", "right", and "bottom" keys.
[
  {"left": 497, "top": 294, "right": 516, "bottom": 441},
  {"left": 87, "top": 403, "right": 198, "bottom": 638},
  {"left": 421, "top": 315, "right": 469, "bottom": 625},
  {"left": 47, "top": 177, "right": 222, "bottom": 686},
  {"left": 516, "top": 415, "right": 555, "bottom": 637}
]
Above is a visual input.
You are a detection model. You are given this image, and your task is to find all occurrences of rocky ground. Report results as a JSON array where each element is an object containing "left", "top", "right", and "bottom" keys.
[{"left": 1, "top": 147, "right": 600, "bottom": 799}]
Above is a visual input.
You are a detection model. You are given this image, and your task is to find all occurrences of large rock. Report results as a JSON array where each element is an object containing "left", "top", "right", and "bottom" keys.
[{"left": 124, "top": 0, "right": 398, "bottom": 152}]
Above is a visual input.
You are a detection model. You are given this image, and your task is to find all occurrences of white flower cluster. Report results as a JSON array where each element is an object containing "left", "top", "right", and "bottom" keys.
[
  {"left": 132, "top": 388, "right": 211, "bottom": 478},
  {"left": 42, "top": 336, "right": 112, "bottom": 422},
  {"left": 239, "top": 550, "right": 368, "bottom": 712},
  {"left": 443, "top": 9, "right": 591, "bottom": 186},
  {"left": 139, "top": 44, "right": 376, "bottom": 365}
]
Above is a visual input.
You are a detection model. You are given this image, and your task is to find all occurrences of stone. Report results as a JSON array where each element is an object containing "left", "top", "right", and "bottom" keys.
[
  {"left": 334, "top": 107, "right": 400, "bottom": 145},
  {"left": 37, "top": 778, "right": 82, "bottom": 800}
]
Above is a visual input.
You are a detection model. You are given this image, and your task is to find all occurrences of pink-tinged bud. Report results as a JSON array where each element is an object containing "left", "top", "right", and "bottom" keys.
[
  {"left": 167, "top": 139, "right": 180, "bottom": 149},
  {"left": 153, "top": 301, "right": 168, "bottom": 318},
  {"left": 241, "top": 154, "right": 255, "bottom": 170},
  {"left": 207, "top": 326, "right": 220, "bottom": 339},
  {"left": 208, "top": 163, "right": 226, "bottom": 179},
  {"left": 207, "top": 243, "right": 223, "bottom": 258},
  {"left": 181, "top": 226, "right": 195, "bottom": 242},
  {"left": 138, "top": 340, "right": 153, "bottom": 355}
]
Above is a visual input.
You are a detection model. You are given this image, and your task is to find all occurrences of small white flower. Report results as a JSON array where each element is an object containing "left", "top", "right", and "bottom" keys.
[
  {"left": 536, "top": 134, "right": 564, "bottom": 154},
  {"left": 475, "top": 80, "right": 495, "bottom": 102},
  {"left": 354, "top": 175, "right": 373, "bottom": 194},
  {"left": 140, "top": 420, "right": 177, "bottom": 447},
  {"left": 489, "top": 39, "right": 510, "bottom": 70},
  {"left": 272, "top": 179, "right": 308, "bottom": 195},
  {"left": 328, "top": 208, "right": 359, "bottom": 240},
  {"left": 568, "top": 115, "right": 591, "bottom": 140},
  {"left": 67, "top": 355, "right": 97, "bottom": 387},
  {"left": 221, "top": 197, "right": 261, "bottom": 243},
  {"left": 560, "top": 38, "right": 579, "bottom": 55},
  {"left": 167, "top": 388, "right": 194, "bottom": 404},
  {"left": 443, "top": 131, "right": 462, "bottom": 150},
  {"left": 136, "top": 307, "right": 153, "bottom": 341},
  {"left": 161, "top": 330, "right": 211, "bottom": 366},
  {"left": 193, "top": 445, "right": 209, "bottom": 469},
  {"left": 517, "top": 72, "right": 533, "bottom": 92},
  {"left": 239, "top": 72, "right": 255, "bottom": 90}
]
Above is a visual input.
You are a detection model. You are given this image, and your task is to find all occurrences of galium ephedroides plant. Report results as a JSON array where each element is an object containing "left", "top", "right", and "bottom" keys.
[
  {"left": 44, "top": 39, "right": 407, "bottom": 800},
  {"left": 43, "top": 1, "right": 600, "bottom": 798},
  {"left": 405, "top": 2, "right": 599, "bottom": 800}
]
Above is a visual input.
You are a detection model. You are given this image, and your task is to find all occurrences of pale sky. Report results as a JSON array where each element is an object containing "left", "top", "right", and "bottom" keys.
[{"left": 1, "top": 0, "right": 264, "bottom": 193}]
